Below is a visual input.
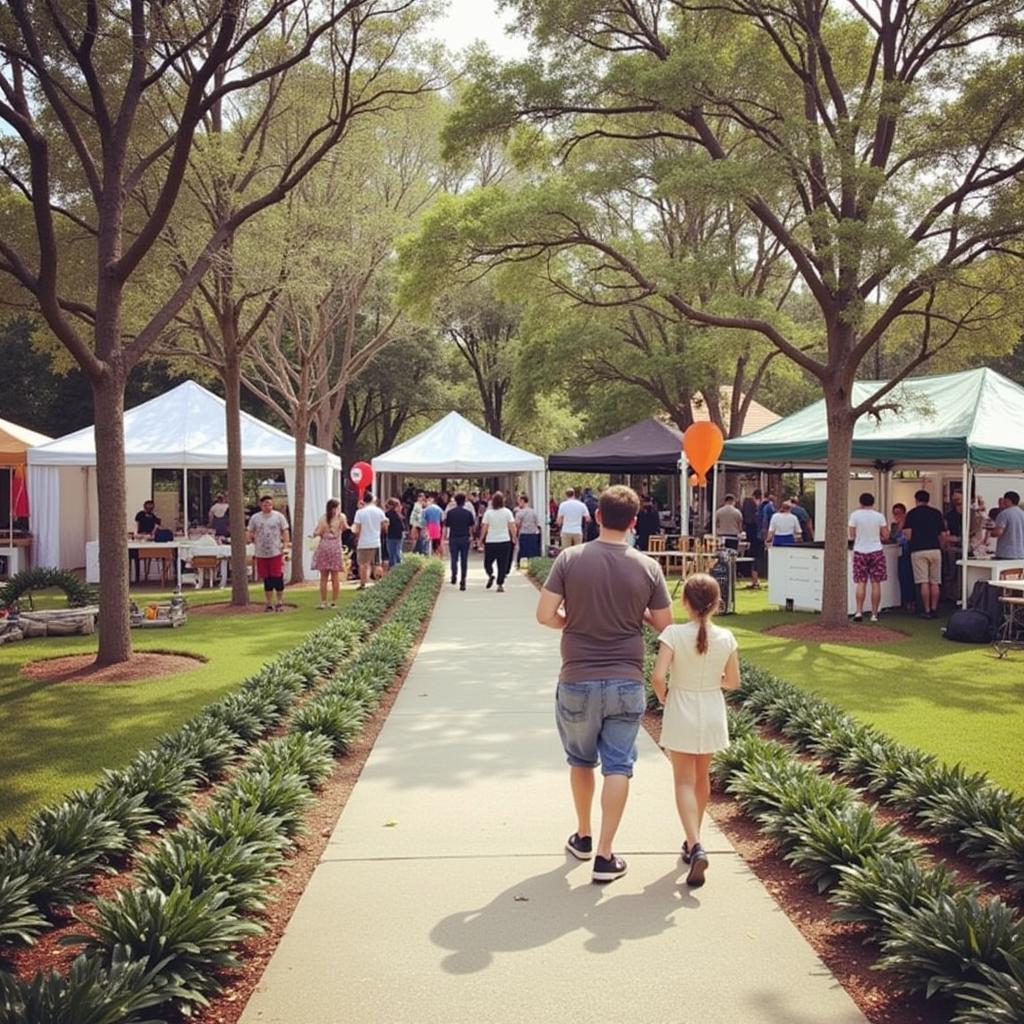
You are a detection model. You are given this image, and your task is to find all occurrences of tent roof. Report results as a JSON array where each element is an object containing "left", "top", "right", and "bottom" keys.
[
  {"left": 721, "top": 367, "right": 1024, "bottom": 470},
  {"left": 0, "top": 418, "right": 51, "bottom": 467},
  {"left": 372, "top": 411, "right": 543, "bottom": 474},
  {"left": 549, "top": 418, "right": 683, "bottom": 474},
  {"left": 28, "top": 380, "right": 340, "bottom": 469}
]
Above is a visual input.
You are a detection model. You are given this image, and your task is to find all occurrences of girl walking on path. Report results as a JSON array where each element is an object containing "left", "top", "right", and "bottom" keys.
[
  {"left": 311, "top": 499, "right": 348, "bottom": 609},
  {"left": 651, "top": 574, "right": 740, "bottom": 888}
]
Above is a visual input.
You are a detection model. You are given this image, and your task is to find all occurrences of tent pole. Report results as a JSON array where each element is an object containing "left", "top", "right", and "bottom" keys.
[
  {"left": 680, "top": 459, "right": 690, "bottom": 537},
  {"left": 711, "top": 462, "right": 719, "bottom": 537},
  {"left": 961, "top": 460, "right": 970, "bottom": 608}
]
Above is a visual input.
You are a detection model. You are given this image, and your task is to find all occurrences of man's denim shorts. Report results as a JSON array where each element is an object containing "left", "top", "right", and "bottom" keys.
[{"left": 555, "top": 679, "right": 646, "bottom": 777}]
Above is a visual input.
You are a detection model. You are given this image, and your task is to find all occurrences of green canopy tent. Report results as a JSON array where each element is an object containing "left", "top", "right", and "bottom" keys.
[{"left": 719, "top": 367, "right": 1024, "bottom": 605}]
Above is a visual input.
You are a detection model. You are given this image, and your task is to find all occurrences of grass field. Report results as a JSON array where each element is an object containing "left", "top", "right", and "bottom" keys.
[
  {"left": 716, "top": 587, "right": 1024, "bottom": 794},
  {"left": 0, "top": 582, "right": 354, "bottom": 834}
]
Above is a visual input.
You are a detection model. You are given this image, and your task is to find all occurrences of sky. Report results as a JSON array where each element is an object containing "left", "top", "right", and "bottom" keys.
[{"left": 428, "top": 0, "right": 531, "bottom": 59}]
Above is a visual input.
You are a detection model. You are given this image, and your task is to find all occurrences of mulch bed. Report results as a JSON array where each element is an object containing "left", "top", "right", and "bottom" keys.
[
  {"left": 20, "top": 652, "right": 205, "bottom": 684},
  {"left": 764, "top": 622, "right": 910, "bottom": 644}
]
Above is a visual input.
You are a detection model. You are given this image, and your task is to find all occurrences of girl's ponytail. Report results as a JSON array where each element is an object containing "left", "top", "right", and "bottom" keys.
[{"left": 683, "top": 573, "right": 721, "bottom": 655}]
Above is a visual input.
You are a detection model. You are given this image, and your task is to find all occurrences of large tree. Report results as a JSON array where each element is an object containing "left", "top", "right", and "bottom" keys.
[
  {"left": 0, "top": 0, "right": 439, "bottom": 661},
  {"left": 415, "top": 0, "right": 1024, "bottom": 627}
]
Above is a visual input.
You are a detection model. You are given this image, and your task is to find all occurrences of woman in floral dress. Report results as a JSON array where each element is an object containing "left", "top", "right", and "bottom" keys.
[{"left": 311, "top": 498, "right": 348, "bottom": 608}]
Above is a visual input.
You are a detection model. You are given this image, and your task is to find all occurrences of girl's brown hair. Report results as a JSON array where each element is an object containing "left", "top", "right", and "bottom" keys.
[
  {"left": 325, "top": 498, "right": 340, "bottom": 524},
  {"left": 683, "top": 573, "right": 721, "bottom": 655}
]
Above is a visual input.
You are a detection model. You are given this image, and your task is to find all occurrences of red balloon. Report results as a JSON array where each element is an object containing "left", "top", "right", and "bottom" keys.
[
  {"left": 683, "top": 422, "right": 724, "bottom": 486},
  {"left": 349, "top": 461, "right": 374, "bottom": 492}
]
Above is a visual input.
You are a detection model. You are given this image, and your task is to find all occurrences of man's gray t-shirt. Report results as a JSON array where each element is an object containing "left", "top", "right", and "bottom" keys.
[
  {"left": 544, "top": 540, "right": 672, "bottom": 684},
  {"left": 995, "top": 504, "right": 1024, "bottom": 558}
]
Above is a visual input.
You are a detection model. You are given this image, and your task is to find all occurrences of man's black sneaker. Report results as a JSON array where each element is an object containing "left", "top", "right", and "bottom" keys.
[
  {"left": 592, "top": 854, "right": 627, "bottom": 882},
  {"left": 459, "top": 581, "right": 466, "bottom": 591},
  {"left": 451, "top": 575, "right": 457, "bottom": 585},
  {"left": 486, "top": 575, "right": 495, "bottom": 589},
  {"left": 565, "top": 833, "right": 593, "bottom": 860},
  {"left": 686, "top": 844, "right": 709, "bottom": 888}
]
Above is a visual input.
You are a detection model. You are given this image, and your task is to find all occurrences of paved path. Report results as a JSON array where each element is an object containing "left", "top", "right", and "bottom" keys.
[{"left": 241, "top": 558, "right": 867, "bottom": 1024}]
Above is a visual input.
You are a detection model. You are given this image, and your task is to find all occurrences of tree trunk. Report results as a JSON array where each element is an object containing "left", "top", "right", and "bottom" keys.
[
  {"left": 820, "top": 392, "right": 856, "bottom": 628},
  {"left": 93, "top": 372, "right": 133, "bottom": 666},
  {"left": 224, "top": 355, "right": 250, "bottom": 606},
  {"left": 290, "top": 408, "right": 309, "bottom": 585}
]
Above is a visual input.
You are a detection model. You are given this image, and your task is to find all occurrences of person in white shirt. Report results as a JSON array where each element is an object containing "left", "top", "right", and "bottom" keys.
[
  {"left": 480, "top": 490, "right": 518, "bottom": 592},
  {"left": 352, "top": 497, "right": 388, "bottom": 590},
  {"left": 848, "top": 492, "right": 890, "bottom": 622},
  {"left": 557, "top": 487, "right": 591, "bottom": 548},
  {"left": 765, "top": 501, "right": 800, "bottom": 546}
]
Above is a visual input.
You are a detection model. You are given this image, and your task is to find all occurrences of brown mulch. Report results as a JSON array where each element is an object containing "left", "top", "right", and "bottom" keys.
[
  {"left": 20, "top": 652, "right": 204, "bottom": 684},
  {"left": 188, "top": 602, "right": 298, "bottom": 617},
  {"left": 642, "top": 710, "right": 934, "bottom": 1024},
  {"left": 764, "top": 622, "right": 910, "bottom": 644}
]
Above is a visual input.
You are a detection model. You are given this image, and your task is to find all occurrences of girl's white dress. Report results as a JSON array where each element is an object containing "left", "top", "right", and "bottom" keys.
[{"left": 658, "top": 621, "right": 737, "bottom": 753}]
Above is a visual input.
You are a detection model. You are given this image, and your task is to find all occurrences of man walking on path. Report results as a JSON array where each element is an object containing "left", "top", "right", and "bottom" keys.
[
  {"left": 556, "top": 488, "right": 591, "bottom": 548},
  {"left": 536, "top": 485, "right": 673, "bottom": 882},
  {"left": 848, "top": 492, "right": 889, "bottom": 622},
  {"left": 444, "top": 493, "right": 476, "bottom": 590}
]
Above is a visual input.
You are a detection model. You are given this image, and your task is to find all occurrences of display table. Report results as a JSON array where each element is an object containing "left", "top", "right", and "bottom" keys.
[
  {"left": 768, "top": 544, "right": 901, "bottom": 614},
  {"left": 958, "top": 558, "right": 1024, "bottom": 595},
  {"left": 86, "top": 540, "right": 257, "bottom": 587}
]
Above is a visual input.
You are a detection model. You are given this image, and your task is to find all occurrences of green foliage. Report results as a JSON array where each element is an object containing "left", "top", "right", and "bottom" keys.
[
  {"left": 782, "top": 805, "right": 918, "bottom": 893},
  {"left": 953, "top": 954, "right": 1024, "bottom": 1024},
  {"left": 876, "top": 893, "right": 1024, "bottom": 1001},
  {"left": 212, "top": 769, "right": 313, "bottom": 838},
  {"left": 830, "top": 855, "right": 968, "bottom": 930},
  {"left": 0, "top": 874, "right": 48, "bottom": 946},
  {"left": 292, "top": 695, "right": 367, "bottom": 756},
  {"left": 105, "top": 750, "right": 198, "bottom": 824},
  {"left": 188, "top": 801, "right": 291, "bottom": 854},
  {"left": 156, "top": 719, "right": 244, "bottom": 785},
  {"left": 0, "top": 569, "right": 96, "bottom": 610},
  {"left": 0, "top": 949, "right": 167, "bottom": 1024},
  {"left": 245, "top": 733, "right": 335, "bottom": 789},
  {"left": 68, "top": 886, "right": 262, "bottom": 1011},
  {"left": 134, "top": 831, "right": 283, "bottom": 914},
  {"left": 0, "top": 836, "right": 97, "bottom": 914},
  {"left": 26, "top": 800, "right": 128, "bottom": 867}
]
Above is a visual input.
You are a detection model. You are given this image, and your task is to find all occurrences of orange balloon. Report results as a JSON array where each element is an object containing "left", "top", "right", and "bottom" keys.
[{"left": 683, "top": 422, "right": 724, "bottom": 486}]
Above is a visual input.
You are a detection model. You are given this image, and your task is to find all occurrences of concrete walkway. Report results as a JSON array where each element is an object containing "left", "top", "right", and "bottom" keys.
[{"left": 241, "top": 558, "right": 867, "bottom": 1024}]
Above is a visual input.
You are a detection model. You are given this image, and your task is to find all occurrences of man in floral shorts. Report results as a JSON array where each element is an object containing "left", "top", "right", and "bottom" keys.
[{"left": 848, "top": 492, "right": 890, "bottom": 622}]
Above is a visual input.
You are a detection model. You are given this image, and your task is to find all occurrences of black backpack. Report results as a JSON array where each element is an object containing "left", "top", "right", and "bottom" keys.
[{"left": 943, "top": 582, "right": 1001, "bottom": 643}]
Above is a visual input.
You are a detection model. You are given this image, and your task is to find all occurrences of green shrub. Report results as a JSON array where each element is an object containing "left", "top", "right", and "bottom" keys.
[
  {"left": 953, "top": 954, "right": 1024, "bottom": 1024},
  {"left": 830, "top": 855, "right": 968, "bottom": 930},
  {"left": 199, "top": 691, "right": 271, "bottom": 742},
  {"left": 0, "top": 948, "right": 167, "bottom": 1024},
  {"left": 293, "top": 695, "right": 367, "bottom": 756},
  {"left": 915, "top": 780, "right": 1024, "bottom": 858},
  {"left": 68, "top": 788, "right": 157, "bottom": 847},
  {"left": 135, "top": 831, "right": 282, "bottom": 913},
  {"left": 861, "top": 743, "right": 938, "bottom": 797},
  {"left": 105, "top": 750, "right": 198, "bottom": 824},
  {"left": 212, "top": 769, "right": 313, "bottom": 837},
  {"left": 782, "top": 804, "right": 917, "bottom": 893},
  {"left": 755, "top": 772, "right": 857, "bottom": 849},
  {"left": 876, "top": 892, "right": 1024, "bottom": 1000},
  {"left": 966, "top": 821, "right": 1024, "bottom": 894},
  {"left": 188, "top": 801, "right": 291, "bottom": 854},
  {"left": 725, "top": 705, "right": 758, "bottom": 742},
  {"left": 26, "top": 800, "right": 128, "bottom": 866},
  {"left": 246, "top": 733, "right": 335, "bottom": 789},
  {"left": 712, "top": 734, "right": 790, "bottom": 786},
  {"left": 0, "top": 837, "right": 97, "bottom": 914},
  {"left": 68, "top": 885, "right": 262, "bottom": 1011},
  {"left": 157, "top": 719, "right": 243, "bottom": 785},
  {"left": 0, "top": 873, "right": 48, "bottom": 946}
]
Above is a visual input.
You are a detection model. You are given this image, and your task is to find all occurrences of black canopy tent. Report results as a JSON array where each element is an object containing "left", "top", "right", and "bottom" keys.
[{"left": 548, "top": 418, "right": 683, "bottom": 474}]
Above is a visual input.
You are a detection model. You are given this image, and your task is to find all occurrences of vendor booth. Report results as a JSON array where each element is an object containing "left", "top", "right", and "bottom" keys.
[
  {"left": 719, "top": 367, "right": 1024, "bottom": 612},
  {"left": 549, "top": 417, "right": 684, "bottom": 474},
  {"left": 0, "top": 417, "right": 51, "bottom": 578},
  {"left": 27, "top": 381, "right": 341, "bottom": 580},
  {"left": 372, "top": 412, "right": 548, "bottom": 549}
]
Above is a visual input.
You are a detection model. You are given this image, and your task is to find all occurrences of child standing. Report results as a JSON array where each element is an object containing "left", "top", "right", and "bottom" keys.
[{"left": 651, "top": 573, "right": 741, "bottom": 887}]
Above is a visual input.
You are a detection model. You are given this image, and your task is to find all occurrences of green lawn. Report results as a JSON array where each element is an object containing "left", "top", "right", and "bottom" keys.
[
  {"left": 712, "top": 587, "right": 1024, "bottom": 794},
  {"left": 0, "top": 582, "right": 353, "bottom": 834}
]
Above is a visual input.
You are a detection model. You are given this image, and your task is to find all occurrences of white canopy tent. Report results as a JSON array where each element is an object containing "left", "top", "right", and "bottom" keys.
[
  {"left": 372, "top": 411, "right": 548, "bottom": 549},
  {"left": 27, "top": 380, "right": 341, "bottom": 579}
]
